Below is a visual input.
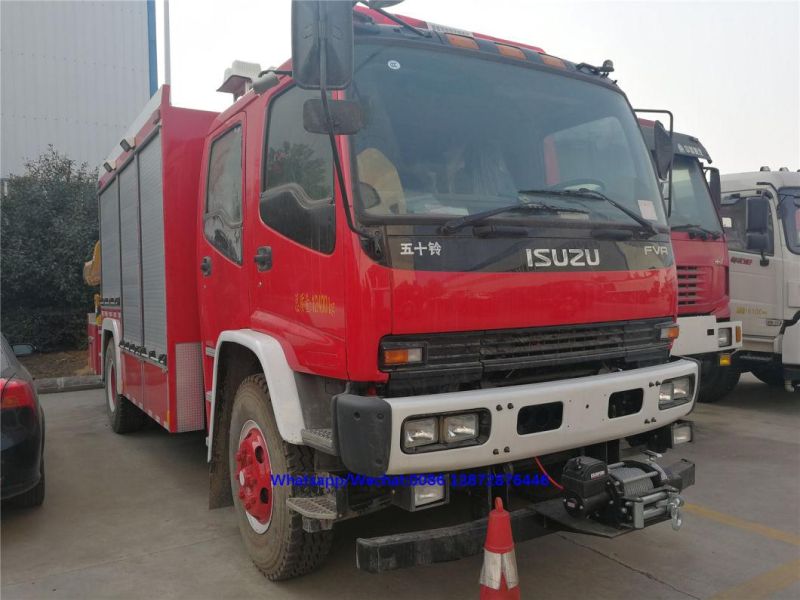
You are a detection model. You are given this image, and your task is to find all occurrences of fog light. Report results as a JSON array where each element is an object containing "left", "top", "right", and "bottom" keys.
[
  {"left": 414, "top": 484, "right": 445, "bottom": 507},
  {"left": 403, "top": 417, "right": 438, "bottom": 449},
  {"left": 671, "top": 421, "right": 693, "bottom": 445},
  {"left": 719, "top": 353, "right": 732, "bottom": 367},
  {"left": 659, "top": 376, "right": 694, "bottom": 409},
  {"left": 442, "top": 413, "right": 478, "bottom": 444},
  {"left": 718, "top": 327, "right": 732, "bottom": 347}
]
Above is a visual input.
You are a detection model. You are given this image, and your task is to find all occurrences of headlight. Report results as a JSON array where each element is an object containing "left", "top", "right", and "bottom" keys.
[
  {"left": 442, "top": 413, "right": 478, "bottom": 444},
  {"left": 718, "top": 327, "right": 732, "bottom": 347},
  {"left": 659, "top": 376, "right": 694, "bottom": 409},
  {"left": 402, "top": 417, "right": 438, "bottom": 449}
]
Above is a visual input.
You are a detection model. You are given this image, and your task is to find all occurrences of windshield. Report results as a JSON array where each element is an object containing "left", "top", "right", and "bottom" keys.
[
  {"left": 669, "top": 155, "right": 722, "bottom": 234},
  {"left": 779, "top": 187, "right": 800, "bottom": 254},
  {"left": 348, "top": 43, "right": 665, "bottom": 229}
]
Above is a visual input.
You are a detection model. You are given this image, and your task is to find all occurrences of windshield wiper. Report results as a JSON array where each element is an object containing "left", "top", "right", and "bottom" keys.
[
  {"left": 518, "top": 188, "right": 660, "bottom": 236},
  {"left": 440, "top": 201, "right": 588, "bottom": 234},
  {"left": 671, "top": 223, "right": 721, "bottom": 240}
]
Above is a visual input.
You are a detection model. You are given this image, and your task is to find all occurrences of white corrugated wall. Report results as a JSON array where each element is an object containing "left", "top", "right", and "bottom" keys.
[{"left": 0, "top": 0, "right": 151, "bottom": 178}]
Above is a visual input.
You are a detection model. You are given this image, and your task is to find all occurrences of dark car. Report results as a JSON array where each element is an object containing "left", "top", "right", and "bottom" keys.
[{"left": 1, "top": 335, "right": 45, "bottom": 507}]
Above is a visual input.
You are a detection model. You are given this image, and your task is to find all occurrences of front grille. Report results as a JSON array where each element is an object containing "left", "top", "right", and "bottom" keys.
[
  {"left": 677, "top": 266, "right": 710, "bottom": 308},
  {"left": 382, "top": 318, "right": 671, "bottom": 392}
]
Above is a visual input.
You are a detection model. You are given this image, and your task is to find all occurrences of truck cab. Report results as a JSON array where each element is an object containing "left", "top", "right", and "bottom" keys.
[
  {"left": 720, "top": 169, "right": 800, "bottom": 391},
  {"left": 640, "top": 124, "right": 742, "bottom": 401}
]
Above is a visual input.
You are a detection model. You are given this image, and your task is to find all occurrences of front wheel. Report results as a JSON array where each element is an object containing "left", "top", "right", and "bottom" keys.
[
  {"left": 698, "top": 365, "right": 740, "bottom": 403},
  {"left": 104, "top": 348, "right": 145, "bottom": 434},
  {"left": 751, "top": 365, "right": 785, "bottom": 388},
  {"left": 228, "top": 374, "right": 332, "bottom": 580}
]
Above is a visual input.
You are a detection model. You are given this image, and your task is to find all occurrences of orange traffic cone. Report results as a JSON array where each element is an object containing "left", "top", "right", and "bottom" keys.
[{"left": 479, "top": 497, "right": 521, "bottom": 599}]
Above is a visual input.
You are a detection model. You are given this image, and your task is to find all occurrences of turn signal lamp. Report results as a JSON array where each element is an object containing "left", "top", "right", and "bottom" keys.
[
  {"left": 383, "top": 347, "right": 423, "bottom": 366},
  {"left": 660, "top": 324, "right": 680, "bottom": 341},
  {"left": 735, "top": 326, "right": 742, "bottom": 343}
]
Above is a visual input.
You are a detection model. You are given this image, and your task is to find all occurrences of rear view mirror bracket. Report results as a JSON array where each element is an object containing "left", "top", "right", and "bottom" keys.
[{"left": 634, "top": 109, "right": 674, "bottom": 215}]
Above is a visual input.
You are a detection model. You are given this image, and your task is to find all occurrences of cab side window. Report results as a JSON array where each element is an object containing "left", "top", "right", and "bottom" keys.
[
  {"left": 719, "top": 195, "right": 774, "bottom": 255},
  {"left": 205, "top": 125, "right": 243, "bottom": 263},
  {"left": 261, "top": 87, "right": 335, "bottom": 254}
]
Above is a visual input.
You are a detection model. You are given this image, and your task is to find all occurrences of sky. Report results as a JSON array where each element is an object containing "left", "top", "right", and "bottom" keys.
[{"left": 156, "top": 0, "right": 800, "bottom": 174}]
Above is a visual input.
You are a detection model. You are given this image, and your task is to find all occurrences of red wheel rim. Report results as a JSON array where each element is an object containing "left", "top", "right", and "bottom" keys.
[{"left": 235, "top": 421, "right": 273, "bottom": 533}]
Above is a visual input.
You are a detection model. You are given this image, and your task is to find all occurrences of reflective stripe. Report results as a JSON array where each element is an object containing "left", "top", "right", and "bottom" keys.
[{"left": 479, "top": 549, "right": 519, "bottom": 590}]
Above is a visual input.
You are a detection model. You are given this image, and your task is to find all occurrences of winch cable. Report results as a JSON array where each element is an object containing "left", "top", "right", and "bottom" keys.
[{"left": 534, "top": 456, "right": 564, "bottom": 491}]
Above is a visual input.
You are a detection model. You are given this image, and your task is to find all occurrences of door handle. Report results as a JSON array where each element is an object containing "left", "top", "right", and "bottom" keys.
[
  {"left": 254, "top": 246, "right": 273, "bottom": 272},
  {"left": 200, "top": 256, "right": 212, "bottom": 276}
]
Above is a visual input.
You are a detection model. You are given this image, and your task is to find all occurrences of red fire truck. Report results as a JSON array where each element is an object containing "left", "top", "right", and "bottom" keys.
[
  {"left": 95, "top": 2, "right": 698, "bottom": 580},
  {"left": 640, "top": 121, "right": 742, "bottom": 402}
]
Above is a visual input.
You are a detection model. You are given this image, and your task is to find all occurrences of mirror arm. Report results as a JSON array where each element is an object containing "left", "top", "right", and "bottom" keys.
[{"left": 317, "top": 15, "right": 383, "bottom": 257}]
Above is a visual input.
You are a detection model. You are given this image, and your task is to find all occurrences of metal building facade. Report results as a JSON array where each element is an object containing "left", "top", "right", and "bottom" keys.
[{"left": 0, "top": 1, "right": 155, "bottom": 178}]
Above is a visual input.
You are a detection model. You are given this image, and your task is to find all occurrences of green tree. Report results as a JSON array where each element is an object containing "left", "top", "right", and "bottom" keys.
[{"left": 1, "top": 147, "right": 98, "bottom": 350}]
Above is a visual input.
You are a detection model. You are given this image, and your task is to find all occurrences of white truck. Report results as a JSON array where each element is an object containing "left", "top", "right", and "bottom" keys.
[{"left": 720, "top": 169, "right": 800, "bottom": 391}]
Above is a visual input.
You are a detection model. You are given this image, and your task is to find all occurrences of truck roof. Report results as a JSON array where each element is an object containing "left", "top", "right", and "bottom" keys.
[
  {"left": 721, "top": 170, "right": 800, "bottom": 192},
  {"left": 210, "top": 6, "right": 616, "bottom": 130},
  {"left": 639, "top": 119, "right": 711, "bottom": 163}
]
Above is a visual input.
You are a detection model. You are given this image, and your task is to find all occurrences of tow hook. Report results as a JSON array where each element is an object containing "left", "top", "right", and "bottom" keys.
[{"left": 660, "top": 492, "right": 684, "bottom": 530}]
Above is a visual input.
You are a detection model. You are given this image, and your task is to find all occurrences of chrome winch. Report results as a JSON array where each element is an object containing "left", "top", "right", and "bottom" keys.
[{"left": 561, "top": 455, "right": 693, "bottom": 531}]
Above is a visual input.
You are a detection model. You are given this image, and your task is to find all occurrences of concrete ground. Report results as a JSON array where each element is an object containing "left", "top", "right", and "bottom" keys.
[{"left": 2, "top": 374, "right": 799, "bottom": 599}]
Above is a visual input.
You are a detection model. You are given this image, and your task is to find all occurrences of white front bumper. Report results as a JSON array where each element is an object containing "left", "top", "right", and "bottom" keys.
[
  {"left": 385, "top": 359, "right": 698, "bottom": 474},
  {"left": 670, "top": 316, "right": 742, "bottom": 357}
]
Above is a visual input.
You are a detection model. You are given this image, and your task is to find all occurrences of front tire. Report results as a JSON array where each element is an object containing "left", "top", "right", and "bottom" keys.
[
  {"left": 104, "top": 349, "right": 145, "bottom": 434},
  {"left": 751, "top": 365, "right": 785, "bottom": 388},
  {"left": 228, "top": 374, "right": 332, "bottom": 580},
  {"left": 698, "top": 366, "right": 740, "bottom": 403}
]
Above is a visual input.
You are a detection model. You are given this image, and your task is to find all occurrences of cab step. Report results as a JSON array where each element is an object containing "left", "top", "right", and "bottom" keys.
[
  {"left": 286, "top": 494, "right": 338, "bottom": 520},
  {"left": 301, "top": 428, "right": 337, "bottom": 455}
]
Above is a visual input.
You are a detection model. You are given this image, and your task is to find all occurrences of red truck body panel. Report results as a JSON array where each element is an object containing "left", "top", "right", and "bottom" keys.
[
  {"left": 673, "top": 234, "right": 730, "bottom": 319},
  {"left": 99, "top": 86, "right": 217, "bottom": 432}
]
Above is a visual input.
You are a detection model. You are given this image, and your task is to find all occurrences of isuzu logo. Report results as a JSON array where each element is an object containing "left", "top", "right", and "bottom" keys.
[{"left": 526, "top": 248, "right": 600, "bottom": 268}]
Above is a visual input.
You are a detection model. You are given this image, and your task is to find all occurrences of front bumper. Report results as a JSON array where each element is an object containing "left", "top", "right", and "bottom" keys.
[
  {"left": 670, "top": 316, "right": 742, "bottom": 357},
  {"left": 334, "top": 359, "right": 698, "bottom": 476}
]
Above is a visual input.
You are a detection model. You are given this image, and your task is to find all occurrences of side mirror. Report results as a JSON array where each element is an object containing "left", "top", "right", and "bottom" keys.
[
  {"left": 746, "top": 196, "right": 770, "bottom": 233},
  {"left": 12, "top": 344, "right": 35, "bottom": 357},
  {"left": 707, "top": 167, "right": 721, "bottom": 211},
  {"left": 291, "top": 0, "right": 354, "bottom": 91},
  {"left": 746, "top": 232, "right": 769, "bottom": 252},
  {"left": 652, "top": 120, "right": 674, "bottom": 180},
  {"left": 303, "top": 98, "right": 364, "bottom": 135}
]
